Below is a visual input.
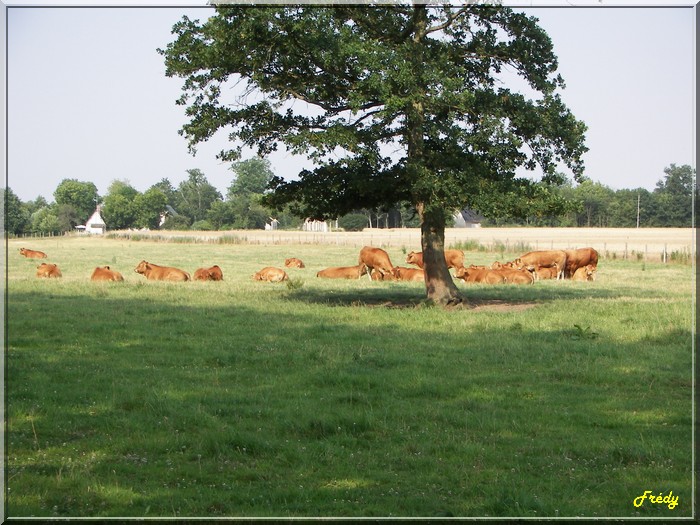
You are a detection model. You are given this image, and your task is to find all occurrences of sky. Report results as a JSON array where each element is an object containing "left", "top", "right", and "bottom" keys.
[{"left": 3, "top": 2, "right": 696, "bottom": 203}]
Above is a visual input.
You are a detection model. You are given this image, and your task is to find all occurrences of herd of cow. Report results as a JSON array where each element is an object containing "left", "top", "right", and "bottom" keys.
[
  {"left": 18, "top": 245, "right": 598, "bottom": 285},
  {"left": 311, "top": 245, "right": 598, "bottom": 284}
]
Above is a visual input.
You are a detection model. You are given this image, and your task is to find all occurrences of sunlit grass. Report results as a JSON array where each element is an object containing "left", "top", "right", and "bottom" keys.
[{"left": 5, "top": 236, "right": 694, "bottom": 518}]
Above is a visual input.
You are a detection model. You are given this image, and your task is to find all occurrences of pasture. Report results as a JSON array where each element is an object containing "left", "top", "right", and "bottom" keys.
[{"left": 5, "top": 233, "right": 694, "bottom": 518}]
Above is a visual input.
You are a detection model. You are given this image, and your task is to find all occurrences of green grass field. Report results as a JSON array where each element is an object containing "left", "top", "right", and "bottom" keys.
[{"left": 5, "top": 236, "right": 694, "bottom": 518}]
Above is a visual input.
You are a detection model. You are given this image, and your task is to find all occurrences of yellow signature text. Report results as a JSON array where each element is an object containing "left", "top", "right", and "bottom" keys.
[{"left": 633, "top": 490, "right": 679, "bottom": 510}]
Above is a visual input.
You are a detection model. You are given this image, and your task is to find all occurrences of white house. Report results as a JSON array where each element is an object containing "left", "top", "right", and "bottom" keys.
[{"left": 83, "top": 206, "right": 107, "bottom": 234}]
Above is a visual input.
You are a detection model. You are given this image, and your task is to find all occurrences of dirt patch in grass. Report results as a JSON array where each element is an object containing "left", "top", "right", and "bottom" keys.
[
  {"left": 466, "top": 299, "right": 540, "bottom": 312},
  {"left": 356, "top": 298, "right": 540, "bottom": 312}
]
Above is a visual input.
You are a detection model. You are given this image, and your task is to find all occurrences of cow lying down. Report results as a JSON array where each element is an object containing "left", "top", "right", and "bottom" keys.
[
  {"left": 193, "top": 265, "right": 224, "bottom": 281},
  {"left": 135, "top": 260, "right": 190, "bottom": 281},
  {"left": 455, "top": 265, "right": 533, "bottom": 284},
  {"left": 317, "top": 264, "right": 367, "bottom": 279},
  {"left": 253, "top": 267, "right": 289, "bottom": 282},
  {"left": 36, "top": 263, "right": 62, "bottom": 278},
  {"left": 91, "top": 266, "right": 124, "bottom": 281}
]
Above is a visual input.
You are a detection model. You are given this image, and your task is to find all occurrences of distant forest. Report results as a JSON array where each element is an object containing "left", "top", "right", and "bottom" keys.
[{"left": 3, "top": 161, "right": 695, "bottom": 236}]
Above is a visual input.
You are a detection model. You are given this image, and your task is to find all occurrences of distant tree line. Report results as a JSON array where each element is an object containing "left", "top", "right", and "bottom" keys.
[
  {"left": 485, "top": 164, "right": 695, "bottom": 228},
  {"left": 3, "top": 162, "right": 695, "bottom": 236}
]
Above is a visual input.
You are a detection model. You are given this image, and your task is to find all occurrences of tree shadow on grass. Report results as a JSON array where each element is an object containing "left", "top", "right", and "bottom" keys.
[{"left": 282, "top": 280, "right": 624, "bottom": 311}]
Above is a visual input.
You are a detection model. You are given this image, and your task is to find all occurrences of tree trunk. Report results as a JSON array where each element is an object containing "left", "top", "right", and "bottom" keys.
[
  {"left": 418, "top": 204, "right": 464, "bottom": 306},
  {"left": 407, "top": 5, "right": 462, "bottom": 307}
]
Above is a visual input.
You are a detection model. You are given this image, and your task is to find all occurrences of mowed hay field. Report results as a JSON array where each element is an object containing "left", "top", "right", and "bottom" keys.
[{"left": 5, "top": 232, "right": 694, "bottom": 519}]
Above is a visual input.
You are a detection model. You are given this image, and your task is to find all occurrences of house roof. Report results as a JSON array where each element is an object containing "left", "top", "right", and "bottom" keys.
[
  {"left": 456, "top": 208, "right": 485, "bottom": 222},
  {"left": 85, "top": 208, "right": 106, "bottom": 227}
]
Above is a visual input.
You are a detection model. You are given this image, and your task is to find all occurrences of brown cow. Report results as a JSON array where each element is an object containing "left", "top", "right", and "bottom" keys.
[
  {"left": 533, "top": 265, "right": 558, "bottom": 280},
  {"left": 36, "top": 263, "right": 62, "bottom": 278},
  {"left": 193, "top": 265, "right": 224, "bottom": 281},
  {"left": 20, "top": 248, "right": 47, "bottom": 259},
  {"left": 406, "top": 249, "right": 465, "bottom": 270},
  {"left": 572, "top": 264, "right": 597, "bottom": 282},
  {"left": 512, "top": 250, "right": 567, "bottom": 280},
  {"left": 493, "top": 267, "right": 535, "bottom": 285},
  {"left": 455, "top": 266, "right": 506, "bottom": 284},
  {"left": 391, "top": 266, "right": 425, "bottom": 282},
  {"left": 371, "top": 268, "right": 396, "bottom": 281},
  {"left": 90, "top": 266, "right": 124, "bottom": 281},
  {"left": 359, "top": 246, "right": 394, "bottom": 279},
  {"left": 284, "top": 258, "right": 305, "bottom": 269},
  {"left": 253, "top": 267, "right": 288, "bottom": 282},
  {"left": 491, "top": 261, "right": 519, "bottom": 270},
  {"left": 316, "top": 264, "right": 367, "bottom": 279},
  {"left": 564, "top": 248, "right": 599, "bottom": 278},
  {"left": 134, "top": 260, "right": 190, "bottom": 281}
]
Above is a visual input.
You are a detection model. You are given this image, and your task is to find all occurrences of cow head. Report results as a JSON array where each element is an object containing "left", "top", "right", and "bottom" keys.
[
  {"left": 134, "top": 260, "right": 150, "bottom": 274},
  {"left": 405, "top": 252, "right": 420, "bottom": 264},
  {"left": 585, "top": 264, "right": 597, "bottom": 280}
]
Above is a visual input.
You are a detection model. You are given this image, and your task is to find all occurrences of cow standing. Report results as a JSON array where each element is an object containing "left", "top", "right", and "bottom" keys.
[
  {"left": 512, "top": 250, "right": 567, "bottom": 280},
  {"left": 358, "top": 246, "right": 394, "bottom": 280},
  {"left": 564, "top": 248, "right": 599, "bottom": 279}
]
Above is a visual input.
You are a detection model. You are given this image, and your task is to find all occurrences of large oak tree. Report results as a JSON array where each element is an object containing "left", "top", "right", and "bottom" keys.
[{"left": 160, "top": 5, "right": 587, "bottom": 305}]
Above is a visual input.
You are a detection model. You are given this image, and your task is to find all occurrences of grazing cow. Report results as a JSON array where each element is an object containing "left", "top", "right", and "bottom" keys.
[
  {"left": 455, "top": 266, "right": 506, "bottom": 284},
  {"left": 572, "top": 264, "right": 597, "bottom": 282},
  {"left": 193, "top": 265, "right": 224, "bottom": 281},
  {"left": 359, "top": 246, "right": 394, "bottom": 279},
  {"left": 284, "top": 258, "right": 305, "bottom": 268},
  {"left": 391, "top": 266, "right": 425, "bottom": 282},
  {"left": 564, "top": 248, "right": 599, "bottom": 278},
  {"left": 134, "top": 260, "right": 190, "bottom": 281},
  {"left": 512, "top": 250, "right": 567, "bottom": 280},
  {"left": 316, "top": 264, "right": 367, "bottom": 279},
  {"left": 253, "top": 267, "right": 288, "bottom": 282},
  {"left": 406, "top": 249, "right": 465, "bottom": 270},
  {"left": 20, "top": 248, "right": 47, "bottom": 259},
  {"left": 36, "top": 263, "right": 62, "bottom": 278},
  {"left": 90, "top": 266, "right": 124, "bottom": 282}
]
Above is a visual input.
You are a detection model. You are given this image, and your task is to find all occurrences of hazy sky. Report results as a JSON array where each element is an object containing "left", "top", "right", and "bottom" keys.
[{"left": 4, "top": 2, "right": 696, "bottom": 203}]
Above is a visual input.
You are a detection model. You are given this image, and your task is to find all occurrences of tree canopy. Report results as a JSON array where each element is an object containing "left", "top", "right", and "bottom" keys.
[{"left": 161, "top": 5, "right": 588, "bottom": 304}]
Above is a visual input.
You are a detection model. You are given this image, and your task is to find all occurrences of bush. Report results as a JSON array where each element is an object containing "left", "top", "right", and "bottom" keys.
[
  {"left": 338, "top": 213, "right": 368, "bottom": 231},
  {"left": 191, "top": 220, "right": 214, "bottom": 231},
  {"left": 160, "top": 215, "right": 192, "bottom": 230}
]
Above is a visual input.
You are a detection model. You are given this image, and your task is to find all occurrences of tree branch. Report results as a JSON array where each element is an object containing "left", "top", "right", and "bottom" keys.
[{"left": 425, "top": 7, "right": 470, "bottom": 35}]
